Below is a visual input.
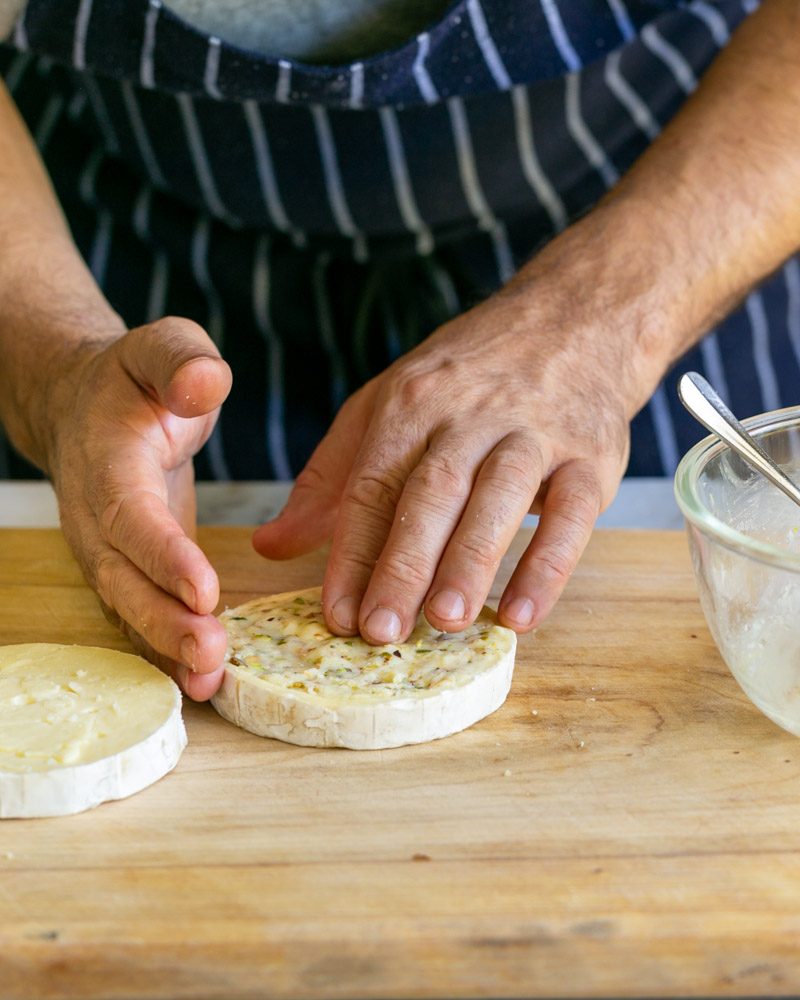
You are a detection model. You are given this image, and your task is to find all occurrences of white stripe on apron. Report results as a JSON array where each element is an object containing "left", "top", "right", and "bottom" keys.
[
  {"left": 641, "top": 24, "right": 698, "bottom": 93},
  {"left": 12, "top": 11, "right": 28, "bottom": 50},
  {"left": 784, "top": 259, "right": 800, "bottom": 375},
  {"left": 349, "top": 62, "right": 364, "bottom": 110},
  {"left": 203, "top": 36, "right": 223, "bottom": 100},
  {"left": 83, "top": 75, "right": 121, "bottom": 155},
  {"left": 72, "top": 0, "right": 94, "bottom": 70},
  {"left": 252, "top": 235, "right": 292, "bottom": 480},
  {"left": 132, "top": 185, "right": 171, "bottom": 324},
  {"left": 243, "top": 99, "right": 305, "bottom": 245},
  {"left": 413, "top": 33, "right": 439, "bottom": 105},
  {"left": 176, "top": 92, "right": 237, "bottom": 225},
  {"left": 746, "top": 290, "right": 781, "bottom": 413},
  {"left": 312, "top": 253, "right": 349, "bottom": 411},
  {"left": 648, "top": 383, "right": 680, "bottom": 474},
  {"left": 140, "top": 0, "right": 161, "bottom": 90},
  {"left": 311, "top": 104, "right": 367, "bottom": 262},
  {"left": 190, "top": 216, "right": 232, "bottom": 480},
  {"left": 447, "top": 96, "right": 514, "bottom": 283},
  {"left": 276, "top": 60, "right": 291, "bottom": 104},
  {"left": 378, "top": 106, "right": 434, "bottom": 256},
  {"left": 687, "top": 1, "right": 731, "bottom": 44},
  {"left": 564, "top": 73, "right": 619, "bottom": 189},
  {"left": 698, "top": 331, "right": 731, "bottom": 405},
  {"left": 467, "top": 0, "right": 512, "bottom": 89},
  {"left": 603, "top": 50, "right": 660, "bottom": 141},
  {"left": 4, "top": 51, "right": 31, "bottom": 94},
  {"left": 33, "top": 92, "right": 65, "bottom": 150},
  {"left": 121, "top": 80, "right": 166, "bottom": 189},
  {"left": 605, "top": 0, "right": 636, "bottom": 42},
  {"left": 539, "top": 0, "right": 582, "bottom": 73}
]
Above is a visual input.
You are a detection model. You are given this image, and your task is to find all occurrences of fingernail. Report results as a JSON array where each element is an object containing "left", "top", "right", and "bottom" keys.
[
  {"left": 180, "top": 635, "right": 197, "bottom": 669},
  {"left": 364, "top": 606, "right": 401, "bottom": 644},
  {"left": 331, "top": 595, "right": 359, "bottom": 632},
  {"left": 502, "top": 596, "right": 535, "bottom": 627},
  {"left": 429, "top": 589, "right": 466, "bottom": 622},
  {"left": 177, "top": 578, "right": 196, "bottom": 609}
]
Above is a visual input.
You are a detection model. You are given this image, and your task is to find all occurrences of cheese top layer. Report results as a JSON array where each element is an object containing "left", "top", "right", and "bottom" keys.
[
  {"left": 0, "top": 644, "right": 180, "bottom": 774},
  {"left": 221, "top": 588, "right": 515, "bottom": 705}
]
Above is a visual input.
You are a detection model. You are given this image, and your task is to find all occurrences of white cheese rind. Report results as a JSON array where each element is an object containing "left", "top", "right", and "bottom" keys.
[
  {"left": 0, "top": 644, "right": 186, "bottom": 818},
  {"left": 212, "top": 588, "right": 516, "bottom": 749}
]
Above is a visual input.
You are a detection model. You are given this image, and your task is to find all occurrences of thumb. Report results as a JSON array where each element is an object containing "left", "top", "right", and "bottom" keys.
[
  {"left": 116, "top": 317, "right": 232, "bottom": 418},
  {"left": 253, "top": 382, "right": 376, "bottom": 560}
]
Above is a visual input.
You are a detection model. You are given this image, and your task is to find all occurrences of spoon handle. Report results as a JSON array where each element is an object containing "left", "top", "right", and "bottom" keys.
[{"left": 678, "top": 371, "right": 800, "bottom": 508}]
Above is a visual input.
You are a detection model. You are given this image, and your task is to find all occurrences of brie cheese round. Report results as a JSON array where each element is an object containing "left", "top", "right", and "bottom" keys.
[
  {"left": 0, "top": 643, "right": 186, "bottom": 818},
  {"left": 212, "top": 587, "right": 516, "bottom": 749}
]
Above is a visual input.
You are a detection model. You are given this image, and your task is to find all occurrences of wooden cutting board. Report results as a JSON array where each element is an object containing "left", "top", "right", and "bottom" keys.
[{"left": 2, "top": 526, "right": 800, "bottom": 1000}]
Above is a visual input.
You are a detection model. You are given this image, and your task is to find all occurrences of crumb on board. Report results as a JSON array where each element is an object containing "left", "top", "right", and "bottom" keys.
[{"left": 503, "top": 768, "right": 513, "bottom": 777}]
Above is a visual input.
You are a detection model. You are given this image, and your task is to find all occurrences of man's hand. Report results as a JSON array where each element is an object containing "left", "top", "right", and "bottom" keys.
[
  {"left": 253, "top": 227, "right": 640, "bottom": 644},
  {"left": 255, "top": 0, "right": 800, "bottom": 644},
  {"left": 49, "top": 318, "right": 232, "bottom": 699}
]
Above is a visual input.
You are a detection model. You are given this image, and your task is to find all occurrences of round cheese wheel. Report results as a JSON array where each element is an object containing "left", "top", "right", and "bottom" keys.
[
  {"left": 211, "top": 587, "right": 516, "bottom": 749},
  {"left": 0, "top": 643, "right": 186, "bottom": 818}
]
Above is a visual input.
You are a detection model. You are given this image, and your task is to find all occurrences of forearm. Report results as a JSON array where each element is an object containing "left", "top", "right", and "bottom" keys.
[
  {"left": 0, "top": 80, "right": 124, "bottom": 472},
  {"left": 507, "top": 0, "right": 800, "bottom": 416}
]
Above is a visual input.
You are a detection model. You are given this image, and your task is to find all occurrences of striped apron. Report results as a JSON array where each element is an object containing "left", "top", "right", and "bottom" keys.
[{"left": 2, "top": 0, "right": 795, "bottom": 483}]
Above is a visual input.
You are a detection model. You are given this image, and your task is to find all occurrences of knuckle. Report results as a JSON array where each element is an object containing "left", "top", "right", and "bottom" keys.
[
  {"left": 130, "top": 317, "right": 214, "bottom": 378},
  {"left": 557, "top": 472, "right": 603, "bottom": 528},
  {"left": 484, "top": 443, "right": 542, "bottom": 498},
  {"left": 346, "top": 469, "right": 405, "bottom": 522},
  {"left": 294, "top": 462, "right": 329, "bottom": 493},
  {"left": 378, "top": 549, "right": 433, "bottom": 593},
  {"left": 337, "top": 550, "right": 379, "bottom": 580},
  {"left": 293, "top": 462, "right": 338, "bottom": 506},
  {"left": 529, "top": 544, "right": 575, "bottom": 587},
  {"left": 452, "top": 530, "right": 500, "bottom": 573},
  {"left": 409, "top": 454, "right": 470, "bottom": 503},
  {"left": 98, "top": 492, "right": 127, "bottom": 544},
  {"left": 92, "top": 548, "right": 121, "bottom": 608},
  {"left": 388, "top": 367, "right": 443, "bottom": 412}
]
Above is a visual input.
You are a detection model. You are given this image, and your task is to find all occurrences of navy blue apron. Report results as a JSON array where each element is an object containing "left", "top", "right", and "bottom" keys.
[{"left": 2, "top": 0, "right": 792, "bottom": 483}]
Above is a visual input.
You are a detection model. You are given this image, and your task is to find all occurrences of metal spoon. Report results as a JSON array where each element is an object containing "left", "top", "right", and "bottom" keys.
[{"left": 677, "top": 371, "right": 800, "bottom": 509}]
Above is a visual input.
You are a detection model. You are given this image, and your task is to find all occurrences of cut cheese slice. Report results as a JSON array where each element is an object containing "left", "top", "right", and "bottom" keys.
[
  {"left": 0, "top": 643, "right": 186, "bottom": 818},
  {"left": 211, "top": 587, "right": 516, "bottom": 749}
]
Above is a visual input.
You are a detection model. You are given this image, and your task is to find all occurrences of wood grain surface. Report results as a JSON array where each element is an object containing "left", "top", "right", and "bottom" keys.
[{"left": 1, "top": 526, "right": 800, "bottom": 1000}]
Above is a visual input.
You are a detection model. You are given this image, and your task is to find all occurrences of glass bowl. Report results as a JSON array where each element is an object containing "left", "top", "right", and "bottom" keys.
[{"left": 674, "top": 405, "right": 800, "bottom": 736}]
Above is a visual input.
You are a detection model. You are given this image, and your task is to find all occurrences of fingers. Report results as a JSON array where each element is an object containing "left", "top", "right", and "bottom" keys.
[
  {"left": 252, "top": 383, "right": 377, "bottom": 560},
  {"left": 498, "top": 459, "right": 603, "bottom": 631},
  {"left": 98, "top": 484, "right": 220, "bottom": 615},
  {"left": 86, "top": 537, "right": 228, "bottom": 672},
  {"left": 422, "top": 434, "right": 541, "bottom": 631},
  {"left": 117, "top": 317, "right": 232, "bottom": 417},
  {"left": 323, "top": 430, "right": 541, "bottom": 645},
  {"left": 75, "top": 452, "right": 227, "bottom": 682},
  {"left": 320, "top": 423, "right": 428, "bottom": 641},
  {"left": 100, "top": 601, "right": 225, "bottom": 702},
  {"left": 50, "top": 318, "right": 233, "bottom": 699}
]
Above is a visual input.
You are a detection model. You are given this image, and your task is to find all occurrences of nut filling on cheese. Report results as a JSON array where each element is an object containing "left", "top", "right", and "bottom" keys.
[
  {"left": 0, "top": 644, "right": 186, "bottom": 819},
  {"left": 212, "top": 588, "right": 516, "bottom": 749}
]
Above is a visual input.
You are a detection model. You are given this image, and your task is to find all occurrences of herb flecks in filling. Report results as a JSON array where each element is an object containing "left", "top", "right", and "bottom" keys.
[{"left": 222, "top": 591, "right": 510, "bottom": 702}]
